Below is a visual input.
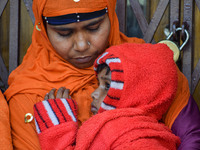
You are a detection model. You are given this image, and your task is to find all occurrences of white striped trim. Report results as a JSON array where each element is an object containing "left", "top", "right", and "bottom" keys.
[
  {"left": 101, "top": 102, "right": 115, "bottom": 110},
  {"left": 97, "top": 52, "right": 108, "bottom": 64},
  {"left": 111, "top": 81, "right": 124, "bottom": 90},
  {"left": 60, "top": 98, "right": 77, "bottom": 122},
  {"left": 42, "top": 101, "right": 59, "bottom": 125},
  {"left": 34, "top": 119, "right": 41, "bottom": 134},
  {"left": 94, "top": 66, "right": 97, "bottom": 71},
  {"left": 105, "top": 58, "right": 121, "bottom": 65}
]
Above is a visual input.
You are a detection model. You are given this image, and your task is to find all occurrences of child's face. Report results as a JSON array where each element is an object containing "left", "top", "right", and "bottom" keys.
[
  {"left": 91, "top": 67, "right": 111, "bottom": 115},
  {"left": 46, "top": 14, "right": 110, "bottom": 69}
]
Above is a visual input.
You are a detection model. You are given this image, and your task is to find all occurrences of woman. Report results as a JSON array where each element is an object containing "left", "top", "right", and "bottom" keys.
[{"left": 4, "top": 0, "right": 200, "bottom": 149}]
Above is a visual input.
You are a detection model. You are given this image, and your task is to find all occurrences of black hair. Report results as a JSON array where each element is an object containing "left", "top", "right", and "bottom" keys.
[{"left": 96, "top": 63, "right": 110, "bottom": 75}]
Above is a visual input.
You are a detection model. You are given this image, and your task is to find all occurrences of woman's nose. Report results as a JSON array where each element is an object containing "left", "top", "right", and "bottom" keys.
[{"left": 74, "top": 32, "right": 90, "bottom": 52}]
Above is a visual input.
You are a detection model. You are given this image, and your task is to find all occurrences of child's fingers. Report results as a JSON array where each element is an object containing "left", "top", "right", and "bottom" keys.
[
  {"left": 56, "top": 87, "right": 65, "bottom": 99},
  {"left": 63, "top": 88, "right": 70, "bottom": 99},
  {"left": 48, "top": 88, "right": 56, "bottom": 99},
  {"left": 44, "top": 93, "right": 49, "bottom": 100}
]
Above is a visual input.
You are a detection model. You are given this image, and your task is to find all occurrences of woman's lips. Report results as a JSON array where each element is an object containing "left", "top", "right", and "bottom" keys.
[{"left": 74, "top": 56, "right": 92, "bottom": 64}]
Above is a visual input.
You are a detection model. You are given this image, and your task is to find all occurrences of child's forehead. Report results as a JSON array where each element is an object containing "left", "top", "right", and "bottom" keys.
[{"left": 97, "top": 66, "right": 111, "bottom": 79}]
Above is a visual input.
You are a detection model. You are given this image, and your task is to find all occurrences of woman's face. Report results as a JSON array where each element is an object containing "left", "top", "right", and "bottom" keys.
[{"left": 46, "top": 14, "right": 110, "bottom": 69}]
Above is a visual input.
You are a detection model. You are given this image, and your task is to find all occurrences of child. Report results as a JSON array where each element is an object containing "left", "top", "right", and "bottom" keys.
[{"left": 34, "top": 43, "right": 181, "bottom": 149}]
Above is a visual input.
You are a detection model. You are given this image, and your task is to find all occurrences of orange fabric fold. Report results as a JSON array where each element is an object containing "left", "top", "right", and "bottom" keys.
[{"left": 0, "top": 91, "right": 12, "bottom": 150}]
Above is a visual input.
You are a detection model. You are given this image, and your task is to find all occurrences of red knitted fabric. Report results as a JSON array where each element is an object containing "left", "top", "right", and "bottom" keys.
[
  {"left": 34, "top": 98, "right": 78, "bottom": 133},
  {"left": 76, "top": 108, "right": 180, "bottom": 150}
]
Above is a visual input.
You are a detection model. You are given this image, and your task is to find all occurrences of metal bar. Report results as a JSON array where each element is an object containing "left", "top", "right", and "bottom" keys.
[
  {"left": 170, "top": 0, "right": 180, "bottom": 31},
  {"left": 129, "top": 0, "right": 149, "bottom": 36},
  {"left": 0, "top": 0, "right": 8, "bottom": 17},
  {"left": 143, "top": 0, "right": 169, "bottom": 43},
  {"left": 192, "top": 59, "right": 200, "bottom": 94},
  {"left": 23, "top": 0, "right": 35, "bottom": 24},
  {"left": 0, "top": 80, "right": 4, "bottom": 88},
  {"left": 116, "top": 0, "right": 127, "bottom": 34},
  {"left": 9, "top": 0, "right": 19, "bottom": 73},
  {"left": 182, "top": 0, "right": 194, "bottom": 92},
  {"left": 0, "top": 54, "right": 8, "bottom": 89},
  {"left": 195, "top": 0, "right": 200, "bottom": 10}
]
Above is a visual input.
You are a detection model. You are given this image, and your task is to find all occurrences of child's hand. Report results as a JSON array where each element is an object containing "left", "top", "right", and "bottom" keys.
[
  {"left": 34, "top": 96, "right": 78, "bottom": 134},
  {"left": 44, "top": 87, "right": 71, "bottom": 100}
]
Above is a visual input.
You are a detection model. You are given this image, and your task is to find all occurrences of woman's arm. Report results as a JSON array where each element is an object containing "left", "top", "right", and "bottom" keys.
[
  {"left": 171, "top": 96, "right": 200, "bottom": 150},
  {"left": 0, "top": 91, "right": 13, "bottom": 150},
  {"left": 9, "top": 93, "right": 42, "bottom": 150}
]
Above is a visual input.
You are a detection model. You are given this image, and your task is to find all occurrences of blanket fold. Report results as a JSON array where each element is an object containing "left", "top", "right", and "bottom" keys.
[{"left": 75, "top": 108, "right": 180, "bottom": 150}]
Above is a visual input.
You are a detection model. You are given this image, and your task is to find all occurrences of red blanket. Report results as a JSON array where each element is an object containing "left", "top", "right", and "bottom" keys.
[
  {"left": 36, "top": 43, "right": 181, "bottom": 149},
  {"left": 76, "top": 108, "right": 180, "bottom": 150},
  {"left": 38, "top": 107, "right": 180, "bottom": 150}
]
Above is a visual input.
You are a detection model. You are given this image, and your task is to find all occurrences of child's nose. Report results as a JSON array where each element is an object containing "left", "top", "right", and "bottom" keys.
[{"left": 91, "top": 89, "right": 100, "bottom": 101}]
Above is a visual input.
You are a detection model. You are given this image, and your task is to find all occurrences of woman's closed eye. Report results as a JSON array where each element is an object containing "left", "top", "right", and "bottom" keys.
[
  {"left": 58, "top": 31, "right": 73, "bottom": 37},
  {"left": 85, "top": 18, "right": 103, "bottom": 32},
  {"left": 87, "top": 24, "right": 100, "bottom": 32}
]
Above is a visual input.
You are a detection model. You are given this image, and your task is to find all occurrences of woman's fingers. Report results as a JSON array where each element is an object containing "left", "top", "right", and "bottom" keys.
[{"left": 48, "top": 88, "right": 56, "bottom": 99}]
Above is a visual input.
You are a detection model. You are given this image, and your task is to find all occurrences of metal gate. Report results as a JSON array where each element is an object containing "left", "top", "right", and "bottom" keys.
[{"left": 116, "top": 0, "right": 200, "bottom": 96}]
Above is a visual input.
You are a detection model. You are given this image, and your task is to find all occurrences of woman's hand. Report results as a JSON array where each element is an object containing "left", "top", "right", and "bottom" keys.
[{"left": 44, "top": 87, "right": 71, "bottom": 100}]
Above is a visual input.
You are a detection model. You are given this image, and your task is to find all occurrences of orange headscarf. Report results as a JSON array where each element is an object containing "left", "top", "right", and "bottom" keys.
[{"left": 4, "top": 0, "right": 144, "bottom": 124}]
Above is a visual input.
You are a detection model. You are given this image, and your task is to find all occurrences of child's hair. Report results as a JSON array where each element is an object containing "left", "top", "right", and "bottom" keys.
[{"left": 96, "top": 63, "right": 110, "bottom": 75}]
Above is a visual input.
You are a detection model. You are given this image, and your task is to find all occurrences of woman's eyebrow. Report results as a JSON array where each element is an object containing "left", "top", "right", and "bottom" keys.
[
  {"left": 51, "top": 26, "right": 72, "bottom": 31},
  {"left": 84, "top": 16, "right": 105, "bottom": 27}
]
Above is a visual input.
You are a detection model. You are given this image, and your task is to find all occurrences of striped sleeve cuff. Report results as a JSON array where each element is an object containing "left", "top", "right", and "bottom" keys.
[{"left": 34, "top": 98, "right": 77, "bottom": 134}]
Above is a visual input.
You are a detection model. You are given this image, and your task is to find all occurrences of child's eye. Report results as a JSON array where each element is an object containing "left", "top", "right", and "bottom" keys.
[{"left": 105, "top": 82, "right": 110, "bottom": 90}]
